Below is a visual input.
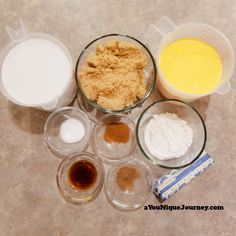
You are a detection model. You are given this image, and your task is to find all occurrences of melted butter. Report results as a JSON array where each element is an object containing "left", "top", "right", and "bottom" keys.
[{"left": 159, "top": 38, "right": 222, "bottom": 94}]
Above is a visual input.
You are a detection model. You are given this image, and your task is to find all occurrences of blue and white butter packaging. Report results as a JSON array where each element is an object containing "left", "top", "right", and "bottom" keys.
[{"left": 154, "top": 152, "right": 213, "bottom": 201}]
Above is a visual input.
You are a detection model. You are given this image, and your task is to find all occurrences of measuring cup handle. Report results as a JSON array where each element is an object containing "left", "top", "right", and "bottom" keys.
[
  {"left": 6, "top": 20, "right": 27, "bottom": 43},
  {"left": 216, "top": 81, "right": 231, "bottom": 95},
  {"left": 153, "top": 16, "right": 176, "bottom": 36},
  {"left": 144, "top": 16, "right": 176, "bottom": 54}
]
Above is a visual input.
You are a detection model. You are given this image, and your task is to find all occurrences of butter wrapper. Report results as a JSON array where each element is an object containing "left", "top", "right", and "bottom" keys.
[{"left": 154, "top": 152, "right": 213, "bottom": 201}]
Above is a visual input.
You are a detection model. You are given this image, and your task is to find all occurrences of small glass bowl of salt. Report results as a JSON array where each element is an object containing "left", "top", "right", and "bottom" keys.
[{"left": 44, "top": 107, "right": 91, "bottom": 157}]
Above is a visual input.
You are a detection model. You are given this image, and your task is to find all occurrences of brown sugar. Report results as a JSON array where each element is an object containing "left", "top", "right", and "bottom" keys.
[
  {"left": 79, "top": 40, "right": 147, "bottom": 110},
  {"left": 116, "top": 165, "right": 141, "bottom": 192},
  {"left": 104, "top": 122, "right": 130, "bottom": 143}
]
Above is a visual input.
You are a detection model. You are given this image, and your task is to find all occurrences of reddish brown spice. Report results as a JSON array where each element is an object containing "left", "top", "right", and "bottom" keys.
[
  {"left": 116, "top": 165, "right": 141, "bottom": 192},
  {"left": 104, "top": 122, "right": 130, "bottom": 143}
]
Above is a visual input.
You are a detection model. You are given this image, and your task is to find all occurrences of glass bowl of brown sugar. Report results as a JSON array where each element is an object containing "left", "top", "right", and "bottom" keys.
[
  {"left": 105, "top": 158, "right": 154, "bottom": 211},
  {"left": 92, "top": 114, "right": 136, "bottom": 162},
  {"left": 75, "top": 34, "right": 157, "bottom": 122}
]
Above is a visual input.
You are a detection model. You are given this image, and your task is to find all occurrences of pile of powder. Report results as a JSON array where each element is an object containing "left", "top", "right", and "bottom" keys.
[
  {"left": 59, "top": 118, "right": 85, "bottom": 143},
  {"left": 79, "top": 40, "right": 147, "bottom": 110},
  {"left": 144, "top": 113, "right": 193, "bottom": 160},
  {"left": 116, "top": 165, "right": 141, "bottom": 192},
  {"left": 103, "top": 122, "right": 130, "bottom": 143}
]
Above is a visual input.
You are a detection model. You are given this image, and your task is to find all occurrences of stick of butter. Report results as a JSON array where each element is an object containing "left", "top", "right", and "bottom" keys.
[{"left": 154, "top": 152, "right": 213, "bottom": 201}]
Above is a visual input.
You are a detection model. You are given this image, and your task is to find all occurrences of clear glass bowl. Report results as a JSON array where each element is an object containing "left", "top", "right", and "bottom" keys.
[
  {"left": 136, "top": 99, "right": 207, "bottom": 168},
  {"left": 44, "top": 107, "right": 91, "bottom": 157},
  {"left": 105, "top": 158, "right": 154, "bottom": 211},
  {"left": 92, "top": 114, "right": 136, "bottom": 162},
  {"left": 56, "top": 152, "right": 104, "bottom": 205},
  {"left": 75, "top": 34, "right": 157, "bottom": 121}
]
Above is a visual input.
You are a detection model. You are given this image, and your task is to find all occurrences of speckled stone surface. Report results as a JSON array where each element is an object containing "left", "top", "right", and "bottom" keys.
[{"left": 0, "top": 0, "right": 236, "bottom": 235}]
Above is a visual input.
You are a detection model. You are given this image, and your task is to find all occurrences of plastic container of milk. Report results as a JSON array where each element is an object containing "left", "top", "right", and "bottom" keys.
[
  {"left": 145, "top": 16, "right": 235, "bottom": 102},
  {"left": 0, "top": 21, "right": 76, "bottom": 111}
]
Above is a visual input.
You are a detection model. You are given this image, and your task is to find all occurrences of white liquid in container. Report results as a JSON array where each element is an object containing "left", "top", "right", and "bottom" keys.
[{"left": 1, "top": 38, "right": 72, "bottom": 105}]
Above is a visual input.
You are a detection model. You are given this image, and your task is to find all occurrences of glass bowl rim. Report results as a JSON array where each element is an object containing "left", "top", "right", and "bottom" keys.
[
  {"left": 136, "top": 99, "right": 207, "bottom": 169},
  {"left": 75, "top": 33, "right": 157, "bottom": 113},
  {"left": 44, "top": 106, "right": 91, "bottom": 155},
  {"left": 92, "top": 113, "right": 137, "bottom": 161},
  {"left": 56, "top": 152, "right": 105, "bottom": 203}
]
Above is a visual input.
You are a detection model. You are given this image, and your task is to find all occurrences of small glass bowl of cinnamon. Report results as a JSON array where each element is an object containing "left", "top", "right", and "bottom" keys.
[
  {"left": 105, "top": 158, "right": 154, "bottom": 211},
  {"left": 92, "top": 114, "right": 136, "bottom": 162}
]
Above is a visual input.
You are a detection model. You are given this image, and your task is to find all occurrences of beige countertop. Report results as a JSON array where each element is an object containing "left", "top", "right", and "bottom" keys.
[{"left": 0, "top": 0, "right": 235, "bottom": 235}]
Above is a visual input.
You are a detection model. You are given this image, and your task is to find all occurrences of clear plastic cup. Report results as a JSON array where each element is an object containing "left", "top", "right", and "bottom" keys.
[
  {"left": 0, "top": 21, "right": 76, "bottom": 111},
  {"left": 146, "top": 16, "right": 235, "bottom": 102}
]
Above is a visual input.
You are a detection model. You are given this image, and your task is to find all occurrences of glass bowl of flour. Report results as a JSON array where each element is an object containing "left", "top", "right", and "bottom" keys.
[{"left": 136, "top": 99, "right": 207, "bottom": 168}]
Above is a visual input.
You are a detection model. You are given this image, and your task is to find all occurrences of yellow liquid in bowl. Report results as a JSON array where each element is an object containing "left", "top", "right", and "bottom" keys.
[{"left": 159, "top": 38, "right": 222, "bottom": 94}]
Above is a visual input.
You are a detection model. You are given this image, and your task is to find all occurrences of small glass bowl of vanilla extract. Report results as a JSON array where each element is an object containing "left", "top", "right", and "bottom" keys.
[{"left": 56, "top": 153, "right": 104, "bottom": 204}]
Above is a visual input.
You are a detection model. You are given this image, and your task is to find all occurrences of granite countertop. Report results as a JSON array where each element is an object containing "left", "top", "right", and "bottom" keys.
[{"left": 0, "top": 1, "right": 235, "bottom": 235}]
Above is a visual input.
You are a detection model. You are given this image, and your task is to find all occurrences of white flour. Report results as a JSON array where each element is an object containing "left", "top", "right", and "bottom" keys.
[
  {"left": 2, "top": 38, "right": 71, "bottom": 105},
  {"left": 144, "top": 113, "right": 193, "bottom": 160}
]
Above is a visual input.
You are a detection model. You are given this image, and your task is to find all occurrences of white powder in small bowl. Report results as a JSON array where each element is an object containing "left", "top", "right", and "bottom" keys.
[
  {"left": 144, "top": 112, "right": 193, "bottom": 160},
  {"left": 59, "top": 118, "right": 85, "bottom": 143}
]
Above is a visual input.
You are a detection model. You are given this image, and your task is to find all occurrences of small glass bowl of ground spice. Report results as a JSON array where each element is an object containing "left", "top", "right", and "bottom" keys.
[
  {"left": 56, "top": 152, "right": 104, "bottom": 205},
  {"left": 92, "top": 114, "right": 136, "bottom": 162},
  {"left": 105, "top": 158, "right": 154, "bottom": 210}
]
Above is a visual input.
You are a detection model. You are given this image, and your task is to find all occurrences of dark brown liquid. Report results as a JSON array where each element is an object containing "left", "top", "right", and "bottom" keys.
[{"left": 68, "top": 160, "right": 97, "bottom": 190}]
